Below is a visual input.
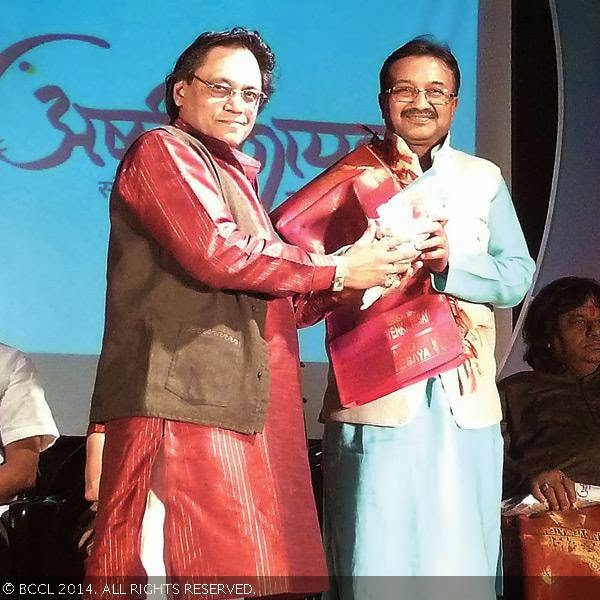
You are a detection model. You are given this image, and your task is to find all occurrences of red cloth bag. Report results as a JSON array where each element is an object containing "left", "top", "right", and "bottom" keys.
[
  {"left": 272, "top": 143, "right": 466, "bottom": 407},
  {"left": 502, "top": 507, "right": 600, "bottom": 599},
  {"left": 328, "top": 284, "right": 465, "bottom": 407}
]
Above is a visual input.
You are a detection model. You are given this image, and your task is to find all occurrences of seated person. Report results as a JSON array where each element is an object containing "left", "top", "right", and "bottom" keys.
[
  {"left": 500, "top": 276, "right": 600, "bottom": 511},
  {"left": 0, "top": 343, "right": 59, "bottom": 504}
]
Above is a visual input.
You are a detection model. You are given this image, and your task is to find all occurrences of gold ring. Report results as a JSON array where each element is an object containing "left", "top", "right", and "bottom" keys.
[{"left": 541, "top": 482, "right": 550, "bottom": 492}]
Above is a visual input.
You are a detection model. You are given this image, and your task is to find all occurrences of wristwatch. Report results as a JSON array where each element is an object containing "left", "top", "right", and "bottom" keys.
[{"left": 331, "top": 261, "right": 346, "bottom": 292}]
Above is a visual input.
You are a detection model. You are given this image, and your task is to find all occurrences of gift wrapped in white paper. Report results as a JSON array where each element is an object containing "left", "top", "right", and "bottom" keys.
[
  {"left": 361, "top": 176, "right": 449, "bottom": 310},
  {"left": 501, "top": 483, "right": 600, "bottom": 516}
]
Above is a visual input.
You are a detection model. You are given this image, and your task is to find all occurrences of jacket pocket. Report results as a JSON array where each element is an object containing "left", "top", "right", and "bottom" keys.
[{"left": 165, "top": 323, "right": 242, "bottom": 407}]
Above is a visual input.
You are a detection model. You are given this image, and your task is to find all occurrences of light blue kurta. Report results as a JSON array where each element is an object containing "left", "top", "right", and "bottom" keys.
[{"left": 320, "top": 135, "right": 535, "bottom": 600}]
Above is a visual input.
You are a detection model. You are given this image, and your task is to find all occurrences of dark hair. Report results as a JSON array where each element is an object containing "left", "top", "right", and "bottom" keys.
[
  {"left": 379, "top": 35, "right": 461, "bottom": 96},
  {"left": 165, "top": 27, "right": 275, "bottom": 121},
  {"left": 523, "top": 276, "right": 600, "bottom": 373}
]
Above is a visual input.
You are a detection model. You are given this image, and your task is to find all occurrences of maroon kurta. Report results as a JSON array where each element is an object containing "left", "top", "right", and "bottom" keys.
[{"left": 87, "top": 119, "right": 332, "bottom": 598}]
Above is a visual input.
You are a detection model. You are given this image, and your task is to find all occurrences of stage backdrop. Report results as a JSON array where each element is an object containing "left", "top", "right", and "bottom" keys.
[
  {"left": 1, "top": 0, "right": 482, "bottom": 434},
  {"left": 500, "top": 0, "right": 600, "bottom": 378}
]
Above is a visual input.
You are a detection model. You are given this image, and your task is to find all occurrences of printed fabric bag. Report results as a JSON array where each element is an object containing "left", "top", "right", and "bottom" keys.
[
  {"left": 502, "top": 507, "right": 600, "bottom": 599},
  {"left": 273, "top": 140, "right": 467, "bottom": 407},
  {"left": 328, "top": 280, "right": 465, "bottom": 407}
]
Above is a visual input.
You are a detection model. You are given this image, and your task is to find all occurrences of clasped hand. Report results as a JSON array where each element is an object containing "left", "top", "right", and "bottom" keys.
[
  {"left": 414, "top": 219, "right": 450, "bottom": 274},
  {"left": 339, "top": 221, "right": 421, "bottom": 290}
]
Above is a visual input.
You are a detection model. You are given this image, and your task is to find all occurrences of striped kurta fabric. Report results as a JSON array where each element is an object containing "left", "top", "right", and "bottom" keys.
[{"left": 85, "top": 120, "right": 330, "bottom": 598}]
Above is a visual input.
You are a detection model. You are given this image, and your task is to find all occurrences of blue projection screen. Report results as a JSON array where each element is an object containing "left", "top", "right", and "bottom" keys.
[{"left": 1, "top": 0, "right": 479, "bottom": 434}]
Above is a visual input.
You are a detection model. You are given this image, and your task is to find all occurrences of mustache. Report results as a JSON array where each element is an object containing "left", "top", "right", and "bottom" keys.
[{"left": 401, "top": 108, "right": 437, "bottom": 119}]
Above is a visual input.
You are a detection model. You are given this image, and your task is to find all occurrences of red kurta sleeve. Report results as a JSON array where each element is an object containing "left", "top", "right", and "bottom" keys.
[
  {"left": 117, "top": 129, "right": 336, "bottom": 296},
  {"left": 294, "top": 292, "right": 347, "bottom": 328},
  {"left": 87, "top": 422, "right": 105, "bottom": 435}
]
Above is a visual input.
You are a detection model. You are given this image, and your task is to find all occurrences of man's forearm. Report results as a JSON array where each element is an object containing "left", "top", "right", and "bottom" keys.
[{"left": 0, "top": 438, "right": 41, "bottom": 503}]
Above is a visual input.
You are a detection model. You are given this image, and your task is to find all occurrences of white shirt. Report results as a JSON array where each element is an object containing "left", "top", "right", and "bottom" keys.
[{"left": 0, "top": 343, "right": 59, "bottom": 459}]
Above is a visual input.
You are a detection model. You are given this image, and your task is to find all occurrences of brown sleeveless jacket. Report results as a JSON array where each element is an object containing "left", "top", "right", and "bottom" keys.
[{"left": 90, "top": 126, "right": 270, "bottom": 434}]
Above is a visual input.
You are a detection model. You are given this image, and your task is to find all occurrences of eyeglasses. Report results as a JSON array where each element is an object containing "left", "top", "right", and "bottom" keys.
[
  {"left": 193, "top": 75, "right": 267, "bottom": 106},
  {"left": 383, "top": 85, "right": 456, "bottom": 106}
]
